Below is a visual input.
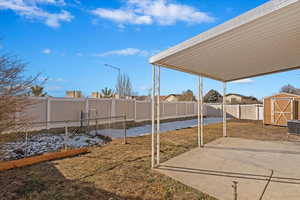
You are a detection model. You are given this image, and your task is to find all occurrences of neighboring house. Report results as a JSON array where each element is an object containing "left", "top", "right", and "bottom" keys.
[
  {"left": 91, "top": 92, "right": 101, "bottom": 98},
  {"left": 66, "top": 90, "right": 83, "bottom": 98},
  {"left": 133, "top": 94, "right": 195, "bottom": 102},
  {"left": 132, "top": 96, "right": 166, "bottom": 101},
  {"left": 164, "top": 94, "right": 181, "bottom": 102},
  {"left": 225, "top": 93, "right": 259, "bottom": 104},
  {"left": 132, "top": 96, "right": 151, "bottom": 101}
]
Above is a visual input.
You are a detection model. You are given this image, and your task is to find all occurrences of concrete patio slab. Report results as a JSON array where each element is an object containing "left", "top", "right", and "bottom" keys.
[{"left": 156, "top": 137, "right": 300, "bottom": 200}]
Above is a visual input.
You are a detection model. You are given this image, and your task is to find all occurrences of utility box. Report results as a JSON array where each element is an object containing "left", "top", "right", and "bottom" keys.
[{"left": 287, "top": 120, "right": 300, "bottom": 134}]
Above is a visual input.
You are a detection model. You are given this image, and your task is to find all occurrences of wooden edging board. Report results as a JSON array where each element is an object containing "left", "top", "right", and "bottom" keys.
[{"left": 0, "top": 148, "right": 90, "bottom": 171}]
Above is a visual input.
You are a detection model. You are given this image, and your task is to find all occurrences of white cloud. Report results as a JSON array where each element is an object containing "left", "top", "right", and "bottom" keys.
[
  {"left": 92, "top": 8, "right": 152, "bottom": 25},
  {"left": 94, "top": 48, "right": 155, "bottom": 57},
  {"left": 34, "top": 0, "right": 66, "bottom": 6},
  {"left": 39, "top": 76, "right": 66, "bottom": 82},
  {"left": 42, "top": 48, "right": 52, "bottom": 54},
  {"left": 0, "top": 0, "right": 73, "bottom": 28},
  {"left": 50, "top": 77, "right": 66, "bottom": 82},
  {"left": 139, "top": 86, "right": 150, "bottom": 91},
  {"left": 91, "top": 0, "right": 214, "bottom": 26},
  {"left": 76, "top": 52, "right": 83, "bottom": 56},
  {"left": 47, "top": 85, "right": 63, "bottom": 91},
  {"left": 232, "top": 78, "right": 254, "bottom": 84}
]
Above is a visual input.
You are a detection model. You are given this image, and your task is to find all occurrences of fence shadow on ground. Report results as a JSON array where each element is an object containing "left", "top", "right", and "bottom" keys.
[{"left": 0, "top": 161, "right": 142, "bottom": 200}]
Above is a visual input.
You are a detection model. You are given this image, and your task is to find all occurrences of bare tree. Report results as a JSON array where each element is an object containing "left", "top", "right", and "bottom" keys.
[
  {"left": 280, "top": 84, "right": 300, "bottom": 95},
  {"left": 0, "top": 54, "right": 38, "bottom": 133},
  {"left": 179, "top": 89, "right": 196, "bottom": 101},
  {"left": 115, "top": 73, "right": 133, "bottom": 98},
  {"left": 204, "top": 89, "right": 222, "bottom": 103}
]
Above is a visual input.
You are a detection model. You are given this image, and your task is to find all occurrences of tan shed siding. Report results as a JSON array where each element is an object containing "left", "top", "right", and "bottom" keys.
[
  {"left": 264, "top": 98, "right": 271, "bottom": 125},
  {"left": 296, "top": 99, "right": 300, "bottom": 120}
]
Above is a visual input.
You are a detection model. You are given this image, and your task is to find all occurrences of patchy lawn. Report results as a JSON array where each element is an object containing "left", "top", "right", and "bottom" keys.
[{"left": 0, "top": 120, "right": 298, "bottom": 200}]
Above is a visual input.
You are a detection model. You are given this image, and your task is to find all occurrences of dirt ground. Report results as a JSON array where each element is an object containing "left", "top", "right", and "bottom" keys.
[{"left": 0, "top": 120, "right": 298, "bottom": 200}]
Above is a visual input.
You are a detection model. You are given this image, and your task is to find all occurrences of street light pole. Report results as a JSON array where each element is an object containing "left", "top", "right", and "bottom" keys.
[{"left": 104, "top": 64, "right": 121, "bottom": 98}]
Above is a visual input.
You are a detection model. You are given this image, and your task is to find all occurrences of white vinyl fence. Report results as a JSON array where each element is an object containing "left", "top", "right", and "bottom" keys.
[{"left": 20, "top": 97, "right": 263, "bottom": 130}]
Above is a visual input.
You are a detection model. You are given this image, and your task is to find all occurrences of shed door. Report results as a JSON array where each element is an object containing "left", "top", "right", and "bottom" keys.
[{"left": 271, "top": 98, "right": 294, "bottom": 126}]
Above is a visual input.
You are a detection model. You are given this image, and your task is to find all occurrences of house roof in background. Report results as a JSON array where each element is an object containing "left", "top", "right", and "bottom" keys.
[{"left": 226, "top": 93, "right": 257, "bottom": 100}]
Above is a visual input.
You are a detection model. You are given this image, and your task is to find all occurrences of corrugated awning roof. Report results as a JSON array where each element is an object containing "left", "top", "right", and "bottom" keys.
[{"left": 149, "top": 0, "right": 300, "bottom": 82}]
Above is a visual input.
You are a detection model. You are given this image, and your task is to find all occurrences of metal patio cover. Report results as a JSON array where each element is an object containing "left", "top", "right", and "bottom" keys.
[{"left": 149, "top": 0, "right": 300, "bottom": 82}]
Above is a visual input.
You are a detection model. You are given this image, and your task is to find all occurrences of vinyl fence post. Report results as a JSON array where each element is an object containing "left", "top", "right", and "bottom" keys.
[
  {"left": 65, "top": 121, "right": 68, "bottom": 150},
  {"left": 237, "top": 104, "right": 240, "bottom": 120},
  {"left": 96, "top": 118, "right": 98, "bottom": 135},
  {"left": 47, "top": 97, "right": 51, "bottom": 129},
  {"left": 111, "top": 98, "right": 116, "bottom": 117},
  {"left": 123, "top": 115, "right": 127, "bottom": 144},
  {"left": 134, "top": 100, "right": 137, "bottom": 121},
  {"left": 257, "top": 104, "right": 259, "bottom": 120},
  {"left": 25, "top": 130, "right": 28, "bottom": 157}
]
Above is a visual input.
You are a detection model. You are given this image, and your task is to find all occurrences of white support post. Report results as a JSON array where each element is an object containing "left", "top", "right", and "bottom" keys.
[
  {"left": 200, "top": 77, "right": 204, "bottom": 147},
  {"left": 151, "top": 65, "right": 156, "bottom": 169},
  {"left": 223, "top": 82, "right": 227, "bottom": 137},
  {"left": 156, "top": 66, "right": 160, "bottom": 166},
  {"left": 198, "top": 76, "right": 204, "bottom": 147}
]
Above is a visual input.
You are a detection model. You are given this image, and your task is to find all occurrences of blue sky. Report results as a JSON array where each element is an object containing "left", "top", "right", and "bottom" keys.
[{"left": 0, "top": 0, "right": 299, "bottom": 99}]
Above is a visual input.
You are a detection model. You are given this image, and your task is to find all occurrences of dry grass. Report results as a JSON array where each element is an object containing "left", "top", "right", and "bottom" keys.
[{"left": 0, "top": 120, "right": 298, "bottom": 200}]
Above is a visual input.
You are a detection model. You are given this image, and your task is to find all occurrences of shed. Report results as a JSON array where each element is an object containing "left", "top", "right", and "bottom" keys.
[{"left": 264, "top": 93, "right": 300, "bottom": 126}]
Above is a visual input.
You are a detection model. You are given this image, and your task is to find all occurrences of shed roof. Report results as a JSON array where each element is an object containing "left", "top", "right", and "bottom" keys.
[
  {"left": 149, "top": 0, "right": 300, "bottom": 82},
  {"left": 264, "top": 92, "right": 300, "bottom": 99}
]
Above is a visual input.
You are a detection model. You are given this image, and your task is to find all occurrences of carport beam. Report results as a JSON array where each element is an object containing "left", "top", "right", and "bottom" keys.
[
  {"left": 223, "top": 82, "right": 227, "bottom": 137},
  {"left": 151, "top": 64, "right": 156, "bottom": 168},
  {"left": 156, "top": 66, "right": 160, "bottom": 165}
]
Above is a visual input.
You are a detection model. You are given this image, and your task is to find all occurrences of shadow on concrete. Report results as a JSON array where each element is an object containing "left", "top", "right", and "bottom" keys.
[
  {"left": 158, "top": 165, "right": 300, "bottom": 185},
  {"left": 0, "top": 162, "right": 142, "bottom": 200},
  {"left": 206, "top": 145, "right": 300, "bottom": 156}
]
